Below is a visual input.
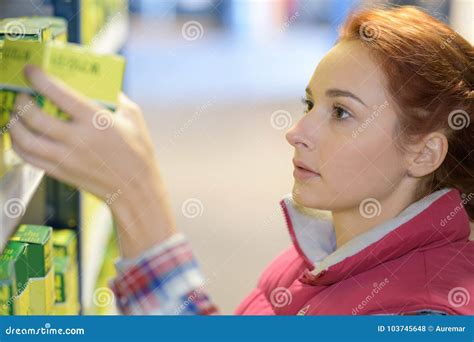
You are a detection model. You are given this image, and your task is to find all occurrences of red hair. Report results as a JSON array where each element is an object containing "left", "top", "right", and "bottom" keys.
[{"left": 339, "top": 6, "right": 474, "bottom": 219}]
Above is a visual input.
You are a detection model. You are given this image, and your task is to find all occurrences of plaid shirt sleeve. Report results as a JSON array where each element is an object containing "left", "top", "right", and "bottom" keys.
[{"left": 110, "top": 233, "right": 219, "bottom": 315}]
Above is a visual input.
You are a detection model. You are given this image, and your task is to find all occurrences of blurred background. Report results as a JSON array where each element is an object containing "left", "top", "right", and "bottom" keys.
[{"left": 0, "top": 0, "right": 472, "bottom": 315}]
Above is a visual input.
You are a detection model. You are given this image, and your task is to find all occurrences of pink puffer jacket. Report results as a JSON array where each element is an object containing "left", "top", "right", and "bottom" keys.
[{"left": 235, "top": 188, "right": 474, "bottom": 315}]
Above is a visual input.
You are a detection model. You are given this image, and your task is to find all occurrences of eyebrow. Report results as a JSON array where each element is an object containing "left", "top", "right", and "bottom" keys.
[
  {"left": 327, "top": 88, "right": 367, "bottom": 107},
  {"left": 305, "top": 87, "right": 368, "bottom": 108}
]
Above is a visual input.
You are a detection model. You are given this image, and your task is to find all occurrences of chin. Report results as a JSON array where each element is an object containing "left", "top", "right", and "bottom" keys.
[
  {"left": 292, "top": 179, "right": 337, "bottom": 211},
  {"left": 292, "top": 182, "right": 319, "bottom": 208}
]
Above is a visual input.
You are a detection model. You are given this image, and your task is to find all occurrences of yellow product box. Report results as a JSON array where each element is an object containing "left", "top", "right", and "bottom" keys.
[
  {"left": 0, "top": 241, "right": 30, "bottom": 315},
  {"left": 0, "top": 40, "right": 125, "bottom": 114},
  {"left": 10, "top": 225, "right": 54, "bottom": 315},
  {"left": 0, "top": 17, "right": 54, "bottom": 130},
  {"left": 53, "top": 229, "right": 77, "bottom": 261},
  {"left": 27, "top": 17, "right": 68, "bottom": 42},
  {"left": 52, "top": 229, "right": 79, "bottom": 314},
  {"left": 53, "top": 256, "right": 79, "bottom": 315},
  {"left": 0, "top": 261, "right": 16, "bottom": 315},
  {"left": 0, "top": 17, "right": 52, "bottom": 42}
]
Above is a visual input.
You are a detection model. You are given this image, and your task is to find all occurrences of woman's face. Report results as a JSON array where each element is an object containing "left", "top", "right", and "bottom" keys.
[{"left": 286, "top": 40, "right": 408, "bottom": 212}]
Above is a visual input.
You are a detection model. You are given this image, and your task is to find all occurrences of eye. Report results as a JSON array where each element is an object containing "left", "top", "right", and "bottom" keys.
[
  {"left": 332, "top": 104, "right": 352, "bottom": 120},
  {"left": 301, "top": 97, "right": 314, "bottom": 114}
]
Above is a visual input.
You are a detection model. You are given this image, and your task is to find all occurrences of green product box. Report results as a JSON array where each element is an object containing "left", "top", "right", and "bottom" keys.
[
  {"left": 10, "top": 225, "right": 54, "bottom": 315},
  {"left": 0, "top": 241, "right": 30, "bottom": 315}
]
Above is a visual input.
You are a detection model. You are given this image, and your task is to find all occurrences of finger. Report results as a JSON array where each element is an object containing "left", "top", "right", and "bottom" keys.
[
  {"left": 11, "top": 139, "right": 68, "bottom": 180},
  {"left": 13, "top": 136, "right": 110, "bottom": 199},
  {"left": 118, "top": 92, "right": 137, "bottom": 109},
  {"left": 9, "top": 116, "right": 65, "bottom": 163},
  {"left": 118, "top": 92, "right": 140, "bottom": 116},
  {"left": 24, "top": 64, "right": 103, "bottom": 121},
  {"left": 14, "top": 93, "right": 73, "bottom": 143}
]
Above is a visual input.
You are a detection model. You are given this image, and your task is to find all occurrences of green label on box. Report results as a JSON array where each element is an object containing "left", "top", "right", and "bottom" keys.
[
  {"left": 10, "top": 225, "right": 52, "bottom": 277},
  {"left": 0, "top": 241, "right": 29, "bottom": 296}
]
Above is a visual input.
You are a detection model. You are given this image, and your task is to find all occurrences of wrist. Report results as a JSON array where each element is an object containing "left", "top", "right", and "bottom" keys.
[{"left": 109, "top": 167, "right": 178, "bottom": 259}]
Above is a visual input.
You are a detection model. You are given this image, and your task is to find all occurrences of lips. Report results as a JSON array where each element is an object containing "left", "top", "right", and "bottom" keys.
[
  {"left": 293, "top": 159, "right": 320, "bottom": 174},
  {"left": 292, "top": 159, "right": 321, "bottom": 181}
]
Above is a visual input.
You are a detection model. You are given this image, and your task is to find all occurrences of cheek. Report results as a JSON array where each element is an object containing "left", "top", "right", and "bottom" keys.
[
  {"left": 291, "top": 115, "right": 406, "bottom": 210},
  {"left": 321, "top": 131, "right": 405, "bottom": 207}
]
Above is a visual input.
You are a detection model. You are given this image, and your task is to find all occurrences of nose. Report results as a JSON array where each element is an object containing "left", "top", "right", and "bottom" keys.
[{"left": 285, "top": 119, "right": 315, "bottom": 150}]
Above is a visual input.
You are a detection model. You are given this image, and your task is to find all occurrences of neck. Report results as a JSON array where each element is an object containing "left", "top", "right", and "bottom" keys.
[{"left": 332, "top": 182, "right": 417, "bottom": 249}]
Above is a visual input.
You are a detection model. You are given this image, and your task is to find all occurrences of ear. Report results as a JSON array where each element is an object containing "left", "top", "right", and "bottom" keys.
[{"left": 406, "top": 132, "right": 448, "bottom": 178}]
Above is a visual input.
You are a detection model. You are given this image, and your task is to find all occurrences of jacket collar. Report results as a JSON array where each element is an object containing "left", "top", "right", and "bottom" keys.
[{"left": 279, "top": 188, "right": 471, "bottom": 285}]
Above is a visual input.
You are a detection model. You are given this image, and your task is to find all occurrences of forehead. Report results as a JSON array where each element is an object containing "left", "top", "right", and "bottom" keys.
[{"left": 308, "top": 40, "right": 390, "bottom": 106}]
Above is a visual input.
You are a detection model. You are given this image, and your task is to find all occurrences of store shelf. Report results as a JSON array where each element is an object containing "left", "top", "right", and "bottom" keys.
[
  {"left": 89, "top": 14, "right": 128, "bottom": 54},
  {"left": 1, "top": 0, "right": 128, "bottom": 316},
  {"left": 81, "top": 201, "right": 113, "bottom": 311},
  {"left": 0, "top": 158, "right": 44, "bottom": 251}
]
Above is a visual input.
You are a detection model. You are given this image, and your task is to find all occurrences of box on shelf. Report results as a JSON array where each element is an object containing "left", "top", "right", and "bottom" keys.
[
  {"left": 0, "top": 17, "right": 52, "bottom": 42},
  {"left": 0, "top": 16, "right": 67, "bottom": 174},
  {"left": 52, "top": 229, "right": 79, "bottom": 314},
  {"left": 0, "top": 16, "right": 58, "bottom": 130},
  {"left": 53, "top": 255, "right": 79, "bottom": 315},
  {"left": 10, "top": 225, "right": 54, "bottom": 315},
  {"left": 53, "top": 229, "right": 77, "bottom": 260},
  {"left": 81, "top": 0, "right": 128, "bottom": 46},
  {"left": 0, "top": 260, "right": 16, "bottom": 315},
  {"left": 28, "top": 17, "right": 68, "bottom": 42},
  {"left": 0, "top": 39, "right": 125, "bottom": 120},
  {"left": 0, "top": 241, "right": 30, "bottom": 315}
]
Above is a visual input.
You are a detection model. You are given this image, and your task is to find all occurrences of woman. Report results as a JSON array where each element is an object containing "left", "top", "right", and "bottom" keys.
[{"left": 10, "top": 6, "right": 473, "bottom": 315}]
